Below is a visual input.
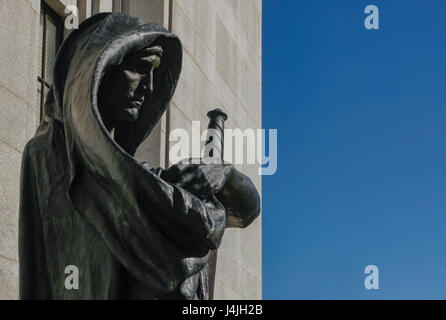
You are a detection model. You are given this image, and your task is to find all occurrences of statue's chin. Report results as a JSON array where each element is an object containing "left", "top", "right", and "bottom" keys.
[{"left": 117, "top": 107, "right": 139, "bottom": 122}]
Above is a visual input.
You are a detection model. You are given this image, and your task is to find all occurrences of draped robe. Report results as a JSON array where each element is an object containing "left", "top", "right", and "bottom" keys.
[{"left": 19, "top": 13, "right": 259, "bottom": 300}]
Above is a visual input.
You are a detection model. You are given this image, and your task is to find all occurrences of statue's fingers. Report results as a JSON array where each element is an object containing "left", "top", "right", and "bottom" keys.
[
  {"left": 188, "top": 157, "right": 203, "bottom": 165},
  {"left": 175, "top": 170, "right": 198, "bottom": 187},
  {"left": 172, "top": 162, "right": 191, "bottom": 175},
  {"left": 162, "top": 162, "right": 191, "bottom": 181},
  {"left": 197, "top": 183, "right": 213, "bottom": 200},
  {"left": 184, "top": 181, "right": 202, "bottom": 195},
  {"left": 184, "top": 175, "right": 212, "bottom": 199},
  {"left": 209, "top": 180, "right": 222, "bottom": 194}
]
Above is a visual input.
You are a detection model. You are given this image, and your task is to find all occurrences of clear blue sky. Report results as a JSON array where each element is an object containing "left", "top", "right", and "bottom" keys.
[{"left": 263, "top": 0, "right": 446, "bottom": 299}]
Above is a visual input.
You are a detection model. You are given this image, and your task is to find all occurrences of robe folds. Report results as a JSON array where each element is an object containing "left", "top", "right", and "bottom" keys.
[{"left": 19, "top": 13, "right": 234, "bottom": 300}]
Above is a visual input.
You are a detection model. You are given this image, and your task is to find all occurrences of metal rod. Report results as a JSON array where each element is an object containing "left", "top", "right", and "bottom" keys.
[{"left": 204, "top": 107, "right": 228, "bottom": 299}]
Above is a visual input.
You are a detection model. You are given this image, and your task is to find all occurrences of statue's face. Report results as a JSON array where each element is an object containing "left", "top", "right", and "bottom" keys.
[{"left": 101, "top": 46, "right": 163, "bottom": 123}]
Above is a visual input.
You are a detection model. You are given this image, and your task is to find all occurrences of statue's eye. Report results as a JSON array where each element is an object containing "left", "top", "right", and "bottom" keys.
[
  {"left": 139, "top": 60, "right": 155, "bottom": 70},
  {"left": 123, "top": 64, "right": 139, "bottom": 73},
  {"left": 122, "top": 70, "right": 143, "bottom": 81}
]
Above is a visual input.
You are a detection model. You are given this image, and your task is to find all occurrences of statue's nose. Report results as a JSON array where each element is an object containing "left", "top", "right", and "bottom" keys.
[{"left": 143, "top": 70, "right": 154, "bottom": 93}]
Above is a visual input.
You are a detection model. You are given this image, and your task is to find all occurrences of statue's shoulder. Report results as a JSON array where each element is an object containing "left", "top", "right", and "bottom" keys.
[
  {"left": 23, "top": 121, "right": 63, "bottom": 158},
  {"left": 23, "top": 132, "right": 47, "bottom": 157}
]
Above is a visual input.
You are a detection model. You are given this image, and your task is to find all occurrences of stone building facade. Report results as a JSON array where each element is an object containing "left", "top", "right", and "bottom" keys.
[{"left": 0, "top": 0, "right": 261, "bottom": 299}]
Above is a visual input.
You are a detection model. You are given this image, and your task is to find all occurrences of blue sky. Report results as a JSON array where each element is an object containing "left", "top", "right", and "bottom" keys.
[{"left": 263, "top": 0, "right": 446, "bottom": 299}]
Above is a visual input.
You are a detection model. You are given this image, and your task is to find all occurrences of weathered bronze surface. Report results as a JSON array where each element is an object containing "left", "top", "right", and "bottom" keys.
[{"left": 19, "top": 13, "right": 260, "bottom": 300}]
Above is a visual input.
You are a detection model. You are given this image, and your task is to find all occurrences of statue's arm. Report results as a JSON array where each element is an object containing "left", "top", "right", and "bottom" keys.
[
  {"left": 138, "top": 162, "right": 227, "bottom": 250},
  {"left": 216, "top": 168, "right": 261, "bottom": 228},
  {"left": 69, "top": 165, "right": 226, "bottom": 296},
  {"left": 159, "top": 161, "right": 260, "bottom": 229}
]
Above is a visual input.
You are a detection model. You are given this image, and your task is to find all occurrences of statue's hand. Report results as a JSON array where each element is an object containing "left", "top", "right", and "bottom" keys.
[{"left": 161, "top": 159, "right": 234, "bottom": 200}]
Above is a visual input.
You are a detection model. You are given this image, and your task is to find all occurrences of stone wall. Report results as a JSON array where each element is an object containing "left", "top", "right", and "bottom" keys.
[
  {"left": 0, "top": 0, "right": 261, "bottom": 299},
  {"left": 169, "top": 0, "right": 262, "bottom": 299},
  {"left": 0, "top": 0, "right": 42, "bottom": 300}
]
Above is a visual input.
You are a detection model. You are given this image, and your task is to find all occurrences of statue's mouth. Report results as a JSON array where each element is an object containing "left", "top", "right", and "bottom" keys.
[
  {"left": 128, "top": 92, "right": 146, "bottom": 108},
  {"left": 130, "top": 100, "right": 143, "bottom": 108}
]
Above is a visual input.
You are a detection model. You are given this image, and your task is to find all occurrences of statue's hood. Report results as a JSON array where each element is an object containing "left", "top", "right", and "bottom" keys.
[{"left": 49, "top": 13, "right": 182, "bottom": 157}]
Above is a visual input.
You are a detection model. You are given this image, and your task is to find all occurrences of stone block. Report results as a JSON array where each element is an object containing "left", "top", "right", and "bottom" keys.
[
  {"left": 214, "top": 252, "right": 244, "bottom": 296},
  {"left": 0, "top": 87, "right": 29, "bottom": 153},
  {"left": 0, "top": 0, "right": 40, "bottom": 105},
  {"left": 216, "top": 19, "right": 241, "bottom": 98},
  {"left": 0, "top": 142, "right": 21, "bottom": 260},
  {"left": 0, "top": 258, "right": 19, "bottom": 300},
  {"left": 213, "top": 279, "right": 242, "bottom": 300}
]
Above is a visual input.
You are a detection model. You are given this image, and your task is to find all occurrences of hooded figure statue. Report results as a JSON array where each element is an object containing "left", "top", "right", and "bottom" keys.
[{"left": 19, "top": 13, "right": 260, "bottom": 300}]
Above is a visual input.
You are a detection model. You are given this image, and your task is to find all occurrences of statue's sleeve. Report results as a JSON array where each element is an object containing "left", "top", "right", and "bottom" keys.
[
  {"left": 19, "top": 144, "right": 51, "bottom": 299},
  {"left": 68, "top": 165, "right": 226, "bottom": 296},
  {"left": 216, "top": 168, "right": 261, "bottom": 228},
  {"left": 137, "top": 161, "right": 225, "bottom": 250},
  {"left": 137, "top": 168, "right": 227, "bottom": 252}
]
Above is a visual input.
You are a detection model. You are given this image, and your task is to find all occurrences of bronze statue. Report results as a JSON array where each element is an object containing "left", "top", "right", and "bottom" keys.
[{"left": 19, "top": 13, "right": 259, "bottom": 300}]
